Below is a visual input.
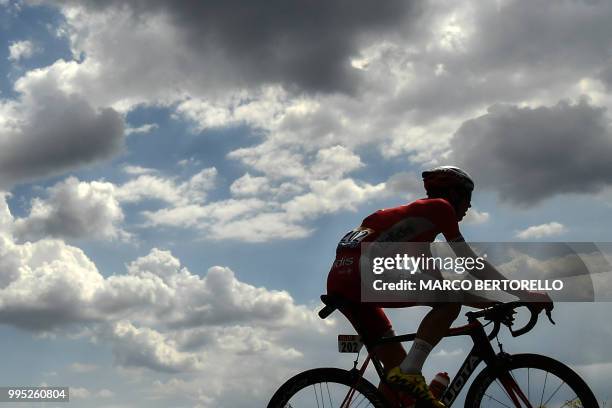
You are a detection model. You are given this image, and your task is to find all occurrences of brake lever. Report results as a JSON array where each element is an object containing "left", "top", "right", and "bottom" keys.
[
  {"left": 546, "top": 309, "right": 556, "bottom": 325},
  {"left": 501, "top": 310, "right": 517, "bottom": 327}
]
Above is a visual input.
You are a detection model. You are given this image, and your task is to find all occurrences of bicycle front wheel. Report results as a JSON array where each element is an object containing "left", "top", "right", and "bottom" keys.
[
  {"left": 267, "top": 367, "right": 388, "bottom": 408},
  {"left": 465, "top": 353, "right": 598, "bottom": 408}
]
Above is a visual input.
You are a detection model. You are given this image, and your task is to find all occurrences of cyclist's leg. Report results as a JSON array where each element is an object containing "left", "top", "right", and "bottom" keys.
[
  {"left": 327, "top": 264, "right": 408, "bottom": 370},
  {"left": 337, "top": 302, "right": 406, "bottom": 368},
  {"left": 413, "top": 302, "right": 461, "bottom": 348},
  {"left": 336, "top": 302, "right": 410, "bottom": 407}
]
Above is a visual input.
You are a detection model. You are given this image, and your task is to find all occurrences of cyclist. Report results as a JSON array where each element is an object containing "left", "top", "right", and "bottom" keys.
[{"left": 326, "top": 166, "right": 553, "bottom": 408}]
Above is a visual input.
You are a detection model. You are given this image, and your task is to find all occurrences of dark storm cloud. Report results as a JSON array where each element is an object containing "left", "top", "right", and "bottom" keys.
[
  {"left": 599, "top": 63, "right": 612, "bottom": 91},
  {"left": 468, "top": 0, "right": 612, "bottom": 72},
  {"left": 387, "top": 0, "right": 612, "bottom": 122},
  {"left": 0, "top": 93, "right": 124, "bottom": 187},
  {"left": 50, "top": 0, "right": 420, "bottom": 93},
  {"left": 449, "top": 100, "right": 612, "bottom": 206}
]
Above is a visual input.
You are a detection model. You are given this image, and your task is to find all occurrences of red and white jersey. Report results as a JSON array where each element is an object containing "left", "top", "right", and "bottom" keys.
[
  {"left": 328, "top": 198, "right": 463, "bottom": 299},
  {"left": 340, "top": 198, "right": 462, "bottom": 246}
]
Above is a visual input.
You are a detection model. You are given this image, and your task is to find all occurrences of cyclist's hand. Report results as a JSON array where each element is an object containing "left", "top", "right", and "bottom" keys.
[{"left": 520, "top": 291, "right": 554, "bottom": 313}]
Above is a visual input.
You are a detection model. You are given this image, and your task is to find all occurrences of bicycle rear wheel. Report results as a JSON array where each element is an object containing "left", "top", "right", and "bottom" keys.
[
  {"left": 267, "top": 367, "right": 388, "bottom": 408},
  {"left": 465, "top": 353, "right": 598, "bottom": 408}
]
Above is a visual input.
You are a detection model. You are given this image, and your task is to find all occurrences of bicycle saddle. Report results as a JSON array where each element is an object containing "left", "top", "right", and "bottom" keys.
[{"left": 319, "top": 294, "right": 353, "bottom": 319}]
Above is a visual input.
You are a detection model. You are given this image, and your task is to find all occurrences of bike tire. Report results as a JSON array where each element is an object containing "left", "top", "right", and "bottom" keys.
[
  {"left": 465, "top": 353, "right": 599, "bottom": 408},
  {"left": 267, "top": 367, "right": 389, "bottom": 408}
]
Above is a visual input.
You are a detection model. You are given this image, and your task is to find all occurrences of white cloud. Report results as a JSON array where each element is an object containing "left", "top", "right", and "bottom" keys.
[
  {"left": 207, "top": 212, "right": 313, "bottom": 243},
  {"left": 0, "top": 212, "right": 333, "bottom": 385},
  {"left": 177, "top": 157, "right": 202, "bottom": 168},
  {"left": 8, "top": 40, "right": 36, "bottom": 62},
  {"left": 282, "top": 178, "right": 386, "bottom": 222},
  {"left": 310, "top": 145, "right": 363, "bottom": 179},
  {"left": 107, "top": 145, "right": 382, "bottom": 241},
  {"left": 1, "top": 209, "right": 321, "bottom": 331},
  {"left": 122, "top": 165, "right": 157, "bottom": 176},
  {"left": 140, "top": 175, "right": 384, "bottom": 242},
  {"left": 230, "top": 173, "right": 270, "bottom": 197},
  {"left": 516, "top": 222, "right": 567, "bottom": 240},
  {"left": 6, "top": 0, "right": 612, "bottom": 198},
  {"left": 125, "top": 123, "right": 158, "bottom": 135},
  {"left": 13, "top": 177, "right": 127, "bottom": 242},
  {"left": 108, "top": 320, "right": 204, "bottom": 373},
  {"left": 463, "top": 208, "right": 490, "bottom": 225},
  {"left": 13, "top": 1, "right": 611, "bottom": 245},
  {"left": 116, "top": 168, "right": 217, "bottom": 206}
]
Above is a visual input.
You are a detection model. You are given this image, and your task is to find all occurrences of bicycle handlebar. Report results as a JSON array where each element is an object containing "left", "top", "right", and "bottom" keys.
[{"left": 466, "top": 301, "right": 555, "bottom": 340}]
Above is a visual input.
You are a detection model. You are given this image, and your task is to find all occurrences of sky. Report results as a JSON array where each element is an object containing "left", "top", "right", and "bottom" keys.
[{"left": 0, "top": 0, "right": 612, "bottom": 406}]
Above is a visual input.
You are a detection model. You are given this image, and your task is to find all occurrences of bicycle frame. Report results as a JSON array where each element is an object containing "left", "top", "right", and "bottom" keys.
[{"left": 348, "top": 319, "right": 530, "bottom": 407}]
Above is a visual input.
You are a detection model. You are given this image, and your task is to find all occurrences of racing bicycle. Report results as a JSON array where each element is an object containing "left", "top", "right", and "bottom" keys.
[{"left": 267, "top": 296, "right": 599, "bottom": 407}]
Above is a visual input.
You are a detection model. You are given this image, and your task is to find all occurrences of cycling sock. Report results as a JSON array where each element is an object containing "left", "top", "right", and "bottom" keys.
[{"left": 399, "top": 338, "right": 433, "bottom": 374}]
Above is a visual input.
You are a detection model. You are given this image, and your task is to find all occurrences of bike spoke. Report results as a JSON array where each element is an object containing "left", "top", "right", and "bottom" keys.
[
  {"left": 326, "top": 382, "right": 334, "bottom": 407},
  {"left": 527, "top": 368, "right": 530, "bottom": 402},
  {"left": 319, "top": 383, "right": 333, "bottom": 408},
  {"left": 480, "top": 367, "right": 589, "bottom": 408},
  {"left": 508, "top": 370, "right": 531, "bottom": 407},
  {"left": 314, "top": 384, "right": 321, "bottom": 408},
  {"left": 494, "top": 379, "right": 519, "bottom": 407},
  {"left": 541, "top": 379, "right": 565, "bottom": 407},
  {"left": 351, "top": 393, "right": 368, "bottom": 408},
  {"left": 539, "top": 371, "right": 548, "bottom": 407},
  {"left": 484, "top": 392, "right": 515, "bottom": 408}
]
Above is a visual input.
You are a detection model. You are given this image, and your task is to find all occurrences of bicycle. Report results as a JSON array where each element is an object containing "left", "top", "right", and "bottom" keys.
[{"left": 267, "top": 295, "right": 599, "bottom": 407}]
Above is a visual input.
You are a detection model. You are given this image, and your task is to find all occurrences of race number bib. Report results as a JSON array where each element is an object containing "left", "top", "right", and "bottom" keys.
[
  {"left": 338, "top": 227, "right": 374, "bottom": 249},
  {"left": 337, "top": 335, "right": 363, "bottom": 353}
]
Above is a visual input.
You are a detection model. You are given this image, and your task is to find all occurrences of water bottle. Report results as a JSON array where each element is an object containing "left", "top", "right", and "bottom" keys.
[{"left": 429, "top": 372, "right": 450, "bottom": 399}]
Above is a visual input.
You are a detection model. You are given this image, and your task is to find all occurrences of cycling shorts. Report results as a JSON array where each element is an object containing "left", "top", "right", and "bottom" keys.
[{"left": 327, "top": 267, "right": 416, "bottom": 342}]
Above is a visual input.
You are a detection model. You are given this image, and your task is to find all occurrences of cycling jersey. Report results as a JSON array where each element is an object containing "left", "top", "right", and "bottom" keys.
[{"left": 326, "top": 198, "right": 463, "bottom": 341}]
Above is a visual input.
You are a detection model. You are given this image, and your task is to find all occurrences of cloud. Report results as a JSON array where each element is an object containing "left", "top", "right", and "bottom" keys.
[
  {"left": 282, "top": 178, "right": 385, "bottom": 222},
  {"left": 1, "top": 215, "right": 319, "bottom": 332},
  {"left": 229, "top": 173, "right": 270, "bottom": 197},
  {"left": 13, "top": 177, "right": 127, "bottom": 242},
  {"left": 107, "top": 146, "right": 382, "bottom": 242},
  {"left": 8, "top": 40, "right": 36, "bottom": 61},
  {"left": 107, "top": 320, "right": 204, "bottom": 373},
  {"left": 449, "top": 100, "right": 612, "bottom": 206},
  {"left": 122, "top": 165, "right": 157, "bottom": 176},
  {"left": 0, "top": 72, "right": 124, "bottom": 188},
  {"left": 116, "top": 168, "right": 217, "bottom": 206},
  {"left": 3, "top": 194, "right": 611, "bottom": 405},
  {"left": 125, "top": 123, "right": 158, "bottom": 136},
  {"left": 141, "top": 175, "right": 383, "bottom": 242},
  {"left": 45, "top": 0, "right": 420, "bottom": 94},
  {"left": 462, "top": 208, "right": 490, "bottom": 225},
  {"left": 11, "top": 0, "right": 612, "bottom": 190},
  {"left": 206, "top": 212, "right": 312, "bottom": 243},
  {"left": 384, "top": 172, "right": 422, "bottom": 196},
  {"left": 0, "top": 211, "right": 332, "bottom": 380},
  {"left": 516, "top": 222, "right": 567, "bottom": 240}
]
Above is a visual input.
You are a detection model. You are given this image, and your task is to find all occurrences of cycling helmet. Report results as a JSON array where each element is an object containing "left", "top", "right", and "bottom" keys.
[{"left": 422, "top": 166, "right": 474, "bottom": 192}]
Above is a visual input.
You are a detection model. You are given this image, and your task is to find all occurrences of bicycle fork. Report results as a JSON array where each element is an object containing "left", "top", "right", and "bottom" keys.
[
  {"left": 498, "top": 372, "right": 533, "bottom": 408},
  {"left": 472, "top": 328, "right": 533, "bottom": 408},
  {"left": 340, "top": 355, "right": 372, "bottom": 408}
]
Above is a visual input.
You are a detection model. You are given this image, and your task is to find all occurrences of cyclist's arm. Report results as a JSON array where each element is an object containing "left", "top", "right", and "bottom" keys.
[
  {"left": 433, "top": 201, "right": 529, "bottom": 300},
  {"left": 448, "top": 240, "right": 528, "bottom": 299},
  {"left": 434, "top": 200, "right": 551, "bottom": 305}
]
